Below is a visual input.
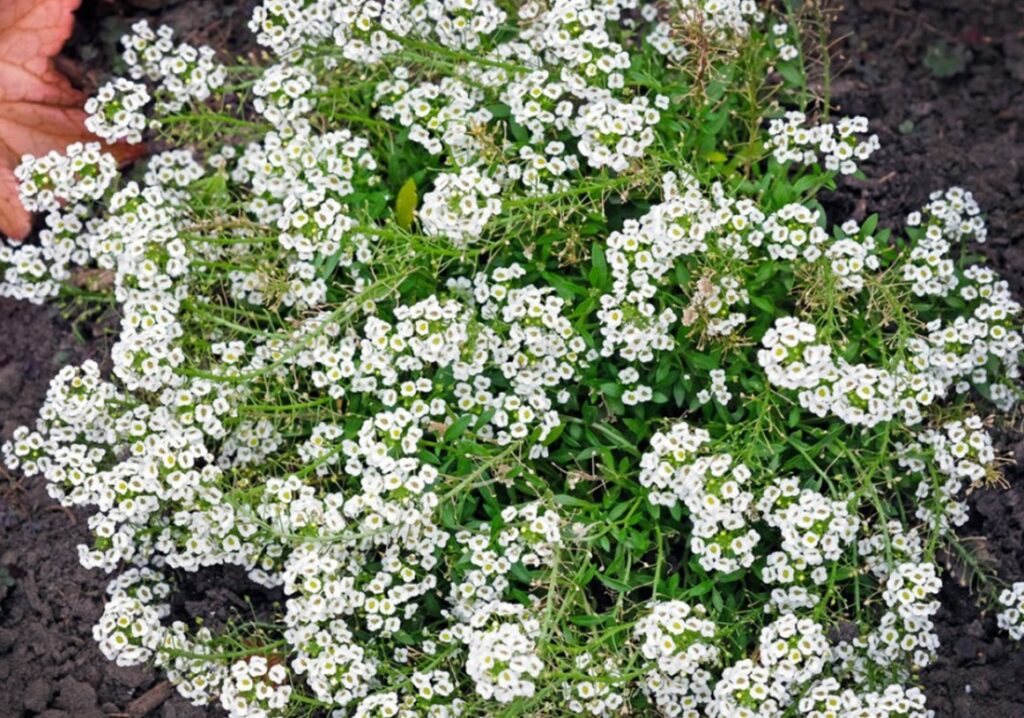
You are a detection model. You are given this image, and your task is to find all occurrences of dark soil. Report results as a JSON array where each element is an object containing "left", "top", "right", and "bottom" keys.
[
  {"left": 831, "top": 1, "right": 1024, "bottom": 715},
  {"left": 0, "top": 0, "right": 1023, "bottom": 717},
  {"left": 829, "top": 0, "right": 1024, "bottom": 297}
]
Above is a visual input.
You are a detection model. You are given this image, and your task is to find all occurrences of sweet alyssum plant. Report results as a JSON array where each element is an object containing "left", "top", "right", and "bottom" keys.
[{"left": 1, "top": 1, "right": 1021, "bottom": 716}]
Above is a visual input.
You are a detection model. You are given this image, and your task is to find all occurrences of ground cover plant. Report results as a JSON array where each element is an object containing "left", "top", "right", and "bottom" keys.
[{"left": 0, "top": 0, "right": 1021, "bottom": 716}]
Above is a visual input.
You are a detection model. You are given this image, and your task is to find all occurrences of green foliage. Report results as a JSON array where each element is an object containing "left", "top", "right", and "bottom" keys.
[{"left": 923, "top": 40, "right": 970, "bottom": 79}]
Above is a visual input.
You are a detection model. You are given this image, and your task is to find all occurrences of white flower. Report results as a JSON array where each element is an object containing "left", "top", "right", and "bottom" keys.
[
  {"left": 85, "top": 78, "right": 150, "bottom": 144},
  {"left": 420, "top": 165, "right": 502, "bottom": 247},
  {"left": 768, "top": 111, "right": 879, "bottom": 176}
]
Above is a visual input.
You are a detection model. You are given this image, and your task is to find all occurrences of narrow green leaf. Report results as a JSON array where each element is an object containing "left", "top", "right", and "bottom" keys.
[{"left": 444, "top": 414, "right": 474, "bottom": 442}]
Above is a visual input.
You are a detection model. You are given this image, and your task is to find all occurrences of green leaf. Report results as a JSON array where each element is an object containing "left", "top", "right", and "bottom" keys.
[
  {"left": 541, "top": 271, "right": 588, "bottom": 298},
  {"left": 687, "top": 352, "right": 719, "bottom": 371},
  {"left": 589, "top": 244, "right": 609, "bottom": 288},
  {"left": 576, "top": 446, "right": 600, "bottom": 462},
  {"left": 591, "top": 422, "right": 640, "bottom": 456},
  {"left": 317, "top": 247, "right": 345, "bottom": 280},
  {"left": 607, "top": 500, "right": 633, "bottom": 521},
  {"left": 923, "top": 41, "right": 969, "bottom": 79},
  {"left": 444, "top": 414, "right": 475, "bottom": 442},
  {"left": 192, "top": 174, "right": 229, "bottom": 205},
  {"left": 683, "top": 579, "right": 715, "bottom": 598},
  {"left": 753, "top": 261, "right": 776, "bottom": 284},
  {"left": 787, "top": 404, "right": 801, "bottom": 428},
  {"left": 553, "top": 494, "right": 597, "bottom": 509},
  {"left": 778, "top": 61, "right": 805, "bottom": 88},
  {"left": 750, "top": 295, "right": 774, "bottom": 314},
  {"left": 395, "top": 177, "right": 418, "bottom": 231},
  {"left": 673, "top": 382, "right": 687, "bottom": 407},
  {"left": 599, "top": 382, "right": 624, "bottom": 399},
  {"left": 861, "top": 213, "right": 879, "bottom": 236},
  {"left": 597, "top": 573, "right": 632, "bottom": 593}
]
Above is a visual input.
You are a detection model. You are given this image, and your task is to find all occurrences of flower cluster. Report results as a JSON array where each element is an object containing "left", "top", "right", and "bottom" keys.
[
  {"left": 562, "top": 653, "right": 625, "bottom": 717},
  {"left": 252, "top": 64, "right": 319, "bottom": 128},
  {"left": 376, "top": 72, "right": 492, "bottom": 159},
  {"left": 635, "top": 601, "right": 719, "bottom": 716},
  {"left": 597, "top": 173, "right": 719, "bottom": 362},
  {"left": 877, "top": 561, "right": 944, "bottom": 670},
  {"left": 858, "top": 520, "right": 925, "bottom": 580},
  {"left": 463, "top": 602, "right": 544, "bottom": 703},
  {"left": 759, "top": 477, "right": 859, "bottom": 606},
  {"left": 696, "top": 368, "right": 733, "bottom": 406},
  {"left": 121, "top": 20, "right": 226, "bottom": 114},
  {"left": 899, "top": 416, "right": 996, "bottom": 532},
  {"left": 827, "top": 219, "right": 880, "bottom": 292},
  {"left": 901, "top": 187, "right": 986, "bottom": 298},
  {"left": 414, "top": 0, "right": 507, "bottom": 51},
  {"left": 572, "top": 94, "right": 664, "bottom": 172},
  {"left": 757, "top": 317, "right": 836, "bottom": 390},
  {"left": 15, "top": 142, "right": 118, "bottom": 212},
  {"left": 230, "top": 126, "right": 379, "bottom": 307},
  {"left": 448, "top": 501, "right": 563, "bottom": 623},
  {"left": 997, "top": 582, "right": 1024, "bottom": 641},
  {"left": 420, "top": 165, "right": 502, "bottom": 246},
  {"left": 92, "top": 568, "right": 171, "bottom": 667},
  {"left": 758, "top": 316, "right": 953, "bottom": 428},
  {"left": 710, "top": 614, "right": 831, "bottom": 717},
  {"left": 798, "top": 681, "right": 932, "bottom": 718},
  {"left": 220, "top": 658, "right": 293, "bottom": 718},
  {"left": 836, "top": 562, "right": 943, "bottom": 677},
  {"left": 639, "top": 421, "right": 760, "bottom": 572},
  {"left": 768, "top": 111, "right": 880, "bottom": 175},
  {"left": 683, "top": 274, "right": 749, "bottom": 339},
  {"left": 85, "top": 78, "right": 151, "bottom": 144}
]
